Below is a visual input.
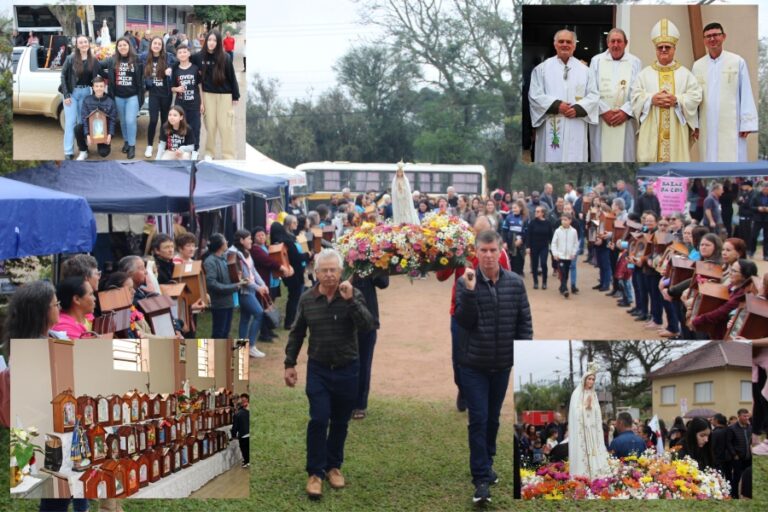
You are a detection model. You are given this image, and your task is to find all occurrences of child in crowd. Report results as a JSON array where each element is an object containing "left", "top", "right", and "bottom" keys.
[
  {"left": 550, "top": 213, "right": 579, "bottom": 298},
  {"left": 156, "top": 106, "right": 196, "bottom": 160},
  {"left": 231, "top": 393, "right": 250, "bottom": 468},
  {"left": 75, "top": 76, "right": 117, "bottom": 160},
  {"left": 614, "top": 241, "right": 634, "bottom": 307}
]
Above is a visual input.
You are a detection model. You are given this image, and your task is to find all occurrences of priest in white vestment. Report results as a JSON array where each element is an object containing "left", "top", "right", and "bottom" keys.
[
  {"left": 589, "top": 28, "right": 642, "bottom": 162},
  {"left": 631, "top": 19, "right": 702, "bottom": 163},
  {"left": 692, "top": 22, "right": 758, "bottom": 162},
  {"left": 529, "top": 29, "right": 599, "bottom": 162}
]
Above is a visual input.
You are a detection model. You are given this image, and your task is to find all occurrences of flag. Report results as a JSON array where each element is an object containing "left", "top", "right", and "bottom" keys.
[{"left": 649, "top": 415, "right": 664, "bottom": 454}]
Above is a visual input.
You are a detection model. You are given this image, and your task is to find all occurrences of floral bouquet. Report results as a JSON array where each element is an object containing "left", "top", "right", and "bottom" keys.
[
  {"left": 10, "top": 426, "right": 44, "bottom": 484},
  {"left": 90, "top": 43, "right": 115, "bottom": 61},
  {"left": 522, "top": 451, "right": 731, "bottom": 500},
  {"left": 335, "top": 213, "right": 474, "bottom": 279},
  {"left": 418, "top": 212, "right": 474, "bottom": 271}
]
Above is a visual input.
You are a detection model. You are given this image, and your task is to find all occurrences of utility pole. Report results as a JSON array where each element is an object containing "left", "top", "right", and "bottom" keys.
[{"left": 569, "top": 340, "right": 574, "bottom": 389}]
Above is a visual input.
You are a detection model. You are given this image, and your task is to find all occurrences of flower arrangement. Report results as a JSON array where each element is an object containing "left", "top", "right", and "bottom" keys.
[
  {"left": 10, "top": 426, "right": 43, "bottom": 486},
  {"left": 90, "top": 43, "right": 115, "bottom": 61},
  {"left": 129, "top": 305, "right": 144, "bottom": 336},
  {"left": 521, "top": 451, "right": 730, "bottom": 500},
  {"left": 335, "top": 213, "right": 474, "bottom": 279}
]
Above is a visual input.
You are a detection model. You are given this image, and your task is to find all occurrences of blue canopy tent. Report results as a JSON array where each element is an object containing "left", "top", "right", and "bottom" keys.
[
  {"left": 7, "top": 160, "right": 244, "bottom": 213},
  {"left": 638, "top": 162, "right": 768, "bottom": 178},
  {"left": 194, "top": 161, "right": 288, "bottom": 199},
  {"left": 0, "top": 177, "right": 97, "bottom": 260}
]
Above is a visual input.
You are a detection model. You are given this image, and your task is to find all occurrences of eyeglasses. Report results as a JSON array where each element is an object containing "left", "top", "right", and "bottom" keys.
[
  {"left": 704, "top": 33, "right": 724, "bottom": 40},
  {"left": 52, "top": 300, "right": 61, "bottom": 309},
  {"left": 656, "top": 45, "right": 673, "bottom": 52}
]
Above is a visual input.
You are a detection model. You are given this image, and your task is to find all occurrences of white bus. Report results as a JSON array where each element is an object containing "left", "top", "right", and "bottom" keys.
[{"left": 295, "top": 161, "right": 488, "bottom": 208}]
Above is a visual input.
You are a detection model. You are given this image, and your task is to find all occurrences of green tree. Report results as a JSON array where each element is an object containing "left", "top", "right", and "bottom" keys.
[
  {"left": 48, "top": 2, "right": 80, "bottom": 37},
  {"left": 514, "top": 381, "right": 572, "bottom": 415},
  {"left": 364, "top": 0, "right": 520, "bottom": 188},
  {"left": 193, "top": 6, "right": 246, "bottom": 32}
]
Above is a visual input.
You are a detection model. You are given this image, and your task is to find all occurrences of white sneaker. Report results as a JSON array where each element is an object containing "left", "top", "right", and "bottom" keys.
[
  {"left": 144, "top": 145, "right": 153, "bottom": 158},
  {"left": 249, "top": 347, "right": 266, "bottom": 358},
  {"left": 76, "top": 151, "right": 88, "bottom": 161}
]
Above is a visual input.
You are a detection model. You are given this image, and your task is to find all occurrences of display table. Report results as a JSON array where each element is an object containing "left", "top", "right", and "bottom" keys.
[
  {"left": 10, "top": 473, "right": 53, "bottom": 499},
  {"left": 130, "top": 437, "right": 240, "bottom": 498},
  {"left": 48, "top": 426, "right": 239, "bottom": 499}
]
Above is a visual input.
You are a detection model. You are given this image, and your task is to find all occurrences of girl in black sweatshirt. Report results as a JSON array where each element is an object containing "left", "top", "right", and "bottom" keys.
[{"left": 190, "top": 30, "right": 240, "bottom": 159}]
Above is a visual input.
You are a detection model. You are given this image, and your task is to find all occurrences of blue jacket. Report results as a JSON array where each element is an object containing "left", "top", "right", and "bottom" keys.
[
  {"left": 501, "top": 213, "right": 528, "bottom": 249},
  {"left": 609, "top": 430, "right": 646, "bottom": 458}
]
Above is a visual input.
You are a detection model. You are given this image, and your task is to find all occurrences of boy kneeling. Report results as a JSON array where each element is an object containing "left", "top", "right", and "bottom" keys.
[{"left": 75, "top": 76, "right": 117, "bottom": 160}]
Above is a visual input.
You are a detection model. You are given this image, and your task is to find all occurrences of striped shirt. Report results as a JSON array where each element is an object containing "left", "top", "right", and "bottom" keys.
[{"left": 284, "top": 284, "right": 375, "bottom": 368}]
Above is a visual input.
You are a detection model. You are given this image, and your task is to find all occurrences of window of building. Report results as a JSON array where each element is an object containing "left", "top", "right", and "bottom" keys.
[
  {"left": 661, "top": 385, "right": 675, "bottom": 405},
  {"left": 238, "top": 346, "right": 249, "bottom": 381},
  {"left": 126, "top": 6, "right": 146, "bottom": 21},
  {"left": 113, "top": 339, "right": 150, "bottom": 372},
  {"left": 741, "top": 380, "right": 752, "bottom": 402},
  {"left": 694, "top": 381, "right": 713, "bottom": 403},
  {"left": 197, "top": 339, "right": 215, "bottom": 378},
  {"left": 151, "top": 6, "right": 164, "bottom": 24}
]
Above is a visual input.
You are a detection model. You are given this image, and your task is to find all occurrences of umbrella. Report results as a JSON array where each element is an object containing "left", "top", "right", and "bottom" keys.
[{"left": 684, "top": 408, "right": 717, "bottom": 419}]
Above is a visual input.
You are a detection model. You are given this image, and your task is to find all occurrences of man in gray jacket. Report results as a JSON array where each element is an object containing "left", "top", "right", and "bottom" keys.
[{"left": 455, "top": 229, "right": 533, "bottom": 504}]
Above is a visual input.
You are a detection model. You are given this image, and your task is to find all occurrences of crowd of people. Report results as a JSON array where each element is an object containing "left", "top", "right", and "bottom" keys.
[
  {"left": 335, "top": 177, "right": 765, "bottom": 341},
  {"left": 56, "top": 28, "right": 239, "bottom": 161},
  {"left": 518, "top": 408, "right": 754, "bottom": 498},
  {"left": 528, "top": 20, "right": 757, "bottom": 163}
]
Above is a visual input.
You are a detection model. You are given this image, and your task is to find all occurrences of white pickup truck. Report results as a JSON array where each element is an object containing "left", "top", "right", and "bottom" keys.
[
  {"left": 12, "top": 45, "right": 67, "bottom": 129},
  {"left": 12, "top": 45, "right": 148, "bottom": 131}
]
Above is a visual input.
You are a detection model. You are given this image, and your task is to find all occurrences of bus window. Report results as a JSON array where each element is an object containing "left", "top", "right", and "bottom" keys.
[{"left": 452, "top": 173, "right": 481, "bottom": 195}]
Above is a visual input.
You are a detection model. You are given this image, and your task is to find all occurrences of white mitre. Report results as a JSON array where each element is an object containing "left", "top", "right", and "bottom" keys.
[{"left": 650, "top": 18, "right": 680, "bottom": 46}]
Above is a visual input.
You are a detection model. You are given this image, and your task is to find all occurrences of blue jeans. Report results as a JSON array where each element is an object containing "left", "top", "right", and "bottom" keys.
[
  {"left": 596, "top": 245, "right": 612, "bottom": 288},
  {"left": 621, "top": 278, "right": 634, "bottom": 303},
  {"left": 458, "top": 366, "right": 511, "bottom": 484},
  {"left": 238, "top": 291, "right": 263, "bottom": 347},
  {"left": 530, "top": 245, "right": 548, "bottom": 285},
  {"left": 115, "top": 95, "right": 139, "bottom": 145},
  {"left": 39, "top": 499, "right": 89, "bottom": 512},
  {"left": 211, "top": 307, "right": 233, "bottom": 338},
  {"left": 355, "top": 330, "right": 377, "bottom": 410},
  {"left": 634, "top": 270, "right": 647, "bottom": 315},
  {"left": 62, "top": 86, "right": 91, "bottom": 156},
  {"left": 305, "top": 359, "right": 359, "bottom": 478},
  {"left": 644, "top": 273, "right": 663, "bottom": 325},
  {"left": 569, "top": 258, "right": 578, "bottom": 287}
]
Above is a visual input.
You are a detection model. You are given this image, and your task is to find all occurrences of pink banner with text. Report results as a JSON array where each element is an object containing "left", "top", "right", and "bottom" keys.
[{"left": 653, "top": 177, "right": 689, "bottom": 216}]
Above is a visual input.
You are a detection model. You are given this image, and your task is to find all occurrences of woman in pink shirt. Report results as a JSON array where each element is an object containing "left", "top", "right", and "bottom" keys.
[{"left": 51, "top": 277, "right": 96, "bottom": 340}]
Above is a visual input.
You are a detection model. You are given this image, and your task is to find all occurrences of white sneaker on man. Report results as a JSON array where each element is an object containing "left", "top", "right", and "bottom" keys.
[
  {"left": 76, "top": 151, "right": 88, "bottom": 161},
  {"left": 249, "top": 347, "right": 266, "bottom": 358},
  {"left": 144, "top": 145, "right": 153, "bottom": 158}
]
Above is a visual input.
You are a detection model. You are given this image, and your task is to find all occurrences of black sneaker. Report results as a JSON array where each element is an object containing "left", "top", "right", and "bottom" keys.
[
  {"left": 571, "top": 287, "right": 579, "bottom": 294},
  {"left": 592, "top": 284, "right": 602, "bottom": 290},
  {"left": 564, "top": 290, "right": 570, "bottom": 298},
  {"left": 626, "top": 308, "right": 638, "bottom": 315},
  {"left": 542, "top": 282, "right": 547, "bottom": 290},
  {"left": 473, "top": 482, "right": 491, "bottom": 505},
  {"left": 533, "top": 282, "right": 539, "bottom": 290},
  {"left": 122, "top": 141, "right": 129, "bottom": 153},
  {"left": 489, "top": 469, "right": 499, "bottom": 485}
]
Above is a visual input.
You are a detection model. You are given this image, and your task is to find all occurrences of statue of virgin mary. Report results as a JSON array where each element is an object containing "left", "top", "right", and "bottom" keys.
[
  {"left": 567, "top": 361, "right": 611, "bottom": 479},
  {"left": 391, "top": 161, "right": 420, "bottom": 225},
  {"left": 99, "top": 19, "right": 111, "bottom": 47}
]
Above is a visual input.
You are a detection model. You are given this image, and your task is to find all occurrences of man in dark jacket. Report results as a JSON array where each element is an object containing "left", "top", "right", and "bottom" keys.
[
  {"left": 455, "top": 229, "right": 533, "bottom": 504},
  {"left": 736, "top": 181, "right": 755, "bottom": 255},
  {"left": 710, "top": 413, "right": 731, "bottom": 480},
  {"left": 633, "top": 183, "right": 662, "bottom": 218},
  {"left": 726, "top": 408, "right": 752, "bottom": 498},
  {"left": 284, "top": 249, "right": 375, "bottom": 500},
  {"left": 750, "top": 184, "right": 768, "bottom": 261},
  {"left": 608, "top": 412, "right": 646, "bottom": 458},
  {"left": 75, "top": 76, "right": 117, "bottom": 159},
  {"left": 231, "top": 393, "right": 250, "bottom": 467}
]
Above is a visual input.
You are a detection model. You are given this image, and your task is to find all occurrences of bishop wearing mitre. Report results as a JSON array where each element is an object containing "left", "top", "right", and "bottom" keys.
[{"left": 631, "top": 19, "right": 702, "bottom": 162}]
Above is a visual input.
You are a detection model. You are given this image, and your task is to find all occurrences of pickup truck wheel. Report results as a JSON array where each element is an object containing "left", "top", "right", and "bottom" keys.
[{"left": 58, "top": 106, "right": 66, "bottom": 131}]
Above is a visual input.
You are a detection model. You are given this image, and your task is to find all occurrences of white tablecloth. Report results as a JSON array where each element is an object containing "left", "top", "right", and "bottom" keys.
[
  {"left": 56, "top": 426, "right": 238, "bottom": 499},
  {"left": 129, "top": 438, "right": 240, "bottom": 498}
]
